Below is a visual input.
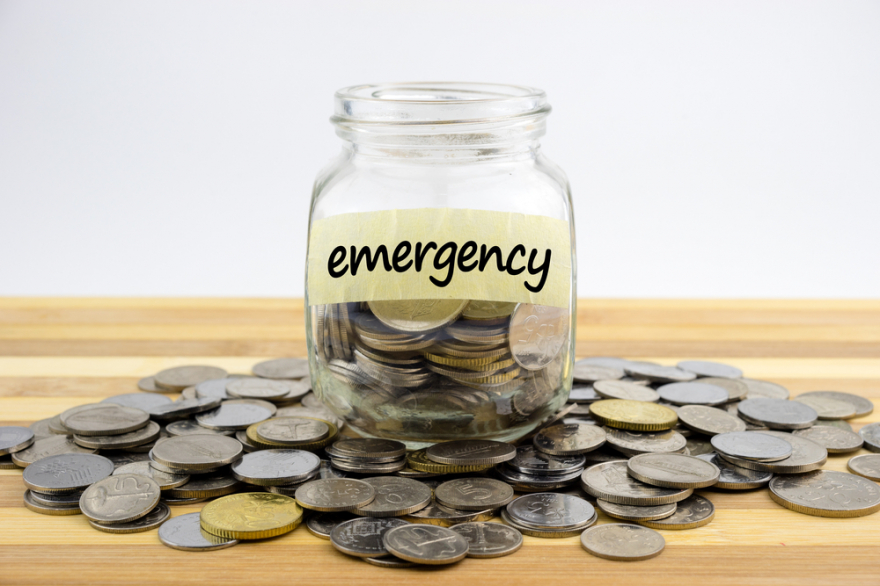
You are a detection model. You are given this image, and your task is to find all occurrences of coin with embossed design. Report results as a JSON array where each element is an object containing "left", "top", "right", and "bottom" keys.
[
  {"left": 580, "top": 461, "right": 692, "bottom": 505},
  {"left": 154, "top": 365, "right": 228, "bottom": 391},
  {"left": 580, "top": 523, "right": 665, "bottom": 561},
  {"left": 711, "top": 431, "right": 792, "bottom": 462},
  {"left": 717, "top": 431, "right": 827, "bottom": 474},
  {"left": 593, "top": 380, "right": 659, "bottom": 402},
  {"left": 847, "top": 454, "right": 880, "bottom": 481},
  {"left": 253, "top": 357, "right": 311, "bottom": 380},
  {"left": 639, "top": 494, "right": 715, "bottom": 530},
  {"left": 330, "top": 517, "right": 410, "bottom": 557},
  {"left": 605, "top": 428, "right": 687, "bottom": 456},
  {"left": 696, "top": 453, "right": 773, "bottom": 490},
  {"left": 0, "top": 426, "right": 34, "bottom": 456},
  {"left": 195, "top": 400, "right": 275, "bottom": 431},
  {"left": 793, "top": 426, "right": 864, "bottom": 454},
  {"left": 426, "top": 440, "right": 516, "bottom": 466},
  {"left": 256, "top": 417, "right": 329, "bottom": 445},
  {"left": 73, "top": 421, "right": 161, "bottom": 450},
  {"left": 435, "top": 478, "right": 514, "bottom": 511},
  {"left": 369, "top": 299, "right": 468, "bottom": 334},
  {"left": 23, "top": 453, "right": 114, "bottom": 494},
  {"left": 769, "top": 470, "right": 880, "bottom": 518},
  {"left": 12, "top": 435, "right": 97, "bottom": 467},
  {"left": 200, "top": 492, "right": 303, "bottom": 539},
  {"left": 352, "top": 476, "right": 432, "bottom": 517},
  {"left": 533, "top": 423, "right": 607, "bottom": 456},
  {"left": 508, "top": 445, "right": 586, "bottom": 476},
  {"left": 62, "top": 404, "right": 150, "bottom": 436},
  {"left": 150, "top": 434, "right": 242, "bottom": 472},
  {"left": 657, "top": 382, "right": 729, "bottom": 406},
  {"left": 89, "top": 501, "right": 171, "bottom": 534},
  {"left": 113, "top": 461, "right": 190, "bottom": 490},
  {"left": 626, "top": 453, "right": 719, "bottom": 489},
  {"left": 677, "top": 405, "right": 746, "bottom": 436},
  {"left": 159, "top": 512, "right": 238, "bottom": 551},
  {"left": 450, "top": 522, "right": 522, "bottom": 558},
  {"left": 232, "top": 449, "right": 321, "bottom": 486},
  {"left": 508, "top": 303, "right": 568, "bottom": 371},
  {"left": 383, "top": 524, "right": 469, "bottom": 565},
  {"left": 795, "top": 390, "right": 873, "bottom": 418},
  {"left": 596, "top": 500, "right": 677, "bottom": 521},
  {"left": 792, "top": 395, "right": 856, "bottom": 420},
  {"left": 506, "top": 492, "right": 595, "bottom": 530},
  {"left": 79, "top": 473, "right": 161, "bottom": 523},
  {"left": 295, "top": 478, "right": 376, "bottom": 512},
  {"left": 737, "top": 398, "right": 817, "bottom": 430},
  {"left": 590, "top": 400, "right": 678, "bottom": 432}
]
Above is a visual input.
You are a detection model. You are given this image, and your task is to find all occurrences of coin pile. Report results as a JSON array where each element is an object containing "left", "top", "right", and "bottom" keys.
[{"left": 4, "top": 355, "right": 880, "bottom": 566}]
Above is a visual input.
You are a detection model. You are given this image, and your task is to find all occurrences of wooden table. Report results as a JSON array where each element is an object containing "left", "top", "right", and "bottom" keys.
[{"left": 1, "top": 298, "right": 878, "bottom": 585}]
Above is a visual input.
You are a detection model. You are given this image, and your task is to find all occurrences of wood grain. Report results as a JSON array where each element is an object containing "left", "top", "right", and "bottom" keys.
[{"left": 0, "top": 298, "right": 878, "bottom": 586}]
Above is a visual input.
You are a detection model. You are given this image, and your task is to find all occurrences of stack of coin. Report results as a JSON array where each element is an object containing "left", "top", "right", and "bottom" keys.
[
  {"left": 495, "top": 445, "right": 587, "bottom": 491},
  {"left": 326, "top": 438, "right": 407, "bottom": 473}
]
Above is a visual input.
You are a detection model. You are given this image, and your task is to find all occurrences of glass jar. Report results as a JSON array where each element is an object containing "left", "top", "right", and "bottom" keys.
[{"left": 305, "top": 82, "right": 576, "bottom": 448}]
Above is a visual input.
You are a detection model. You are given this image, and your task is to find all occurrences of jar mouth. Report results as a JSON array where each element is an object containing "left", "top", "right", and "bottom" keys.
[{"left": 333, "top": 82, "right": 550, "bottom": 126}]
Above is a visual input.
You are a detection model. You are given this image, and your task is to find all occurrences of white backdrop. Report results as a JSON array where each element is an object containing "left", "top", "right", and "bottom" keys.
[{"left": 1, "top": 0, "right": 878, "bottom": 298}]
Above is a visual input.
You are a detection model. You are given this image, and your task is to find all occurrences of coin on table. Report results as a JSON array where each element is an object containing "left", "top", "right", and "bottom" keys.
[
  {"left": 450, "top": 522, "right": 522, "bottom": 558},
  {"left": 736, "top": 399, "right": 818, "bottom": 430},
  {"left": 697, "top": 377, "right": 749, "bottom": 402},
  {"left": 154, "top": 365, "right": 228, "bottom": 391},
  {"left": 166, "top": 474, "right": 241, "bottom": 499},
  {"left": 426, "top": 439, "right": 516, "bottom": 466},
  {"left": 792, "top": 395, "right": 856, "bottom": 420},
  {"left": 740, "top": 378, "right": 790, "bottom": 400},
  {"left": 23, "top": 453, "right": 114, "bottom": 494},
  {"left": 847, "top": 454, "right": 880, "bottom": 481},
  {"left": 368, "top": 299, "right": 468, "bottom": 334},
  {"left": 226, "top": 378, "right": 292, "bottom": 401},
  {"left": 792, "top": 426, "right": 864, "bottom": 454},
  {"left": 352, "top": 477, "right": 432, "bottom": 517},
  {"left": 28, "top": 418, "right": 56, "bottom": 441},
  {"left": 639, "top": 494, "right": 715, "bottom": 530},
  {"left": 860, "top": 422, "right": 880, "bottom": 452},
  {"left": 330, "top": 517, "right": 409, "bottom": 558},
  {"left": 626, "top": 453, "right": 720, "bottom": 489},
  {"left": 580, "top": 523, "right": 665, "bottom": 561},
  {"left": 403, "top": 501, "right": 495, "bottom": 527},
  {"left": 580, "top": 461, "right": 693, "bottom": 505},
  {"left": 333, "top": 438, "right": 406, "bottom": 460},
  {"left": 435, "top": 478, "right": 514, "bottom": 511},
  {"left": 231, "top": 449, "right": 321, "bottom": 486},
  {"left": 253, "top": 357, "right": 311, "bottom": 380},
  {"left": 79, "top": 473, "right": 161, "bottom": 523},
  {"left": 589, "top": 400, "right": 678, "bottom": 432},
  {"left": 605, "top": 428, "right": 687, "bottom": 456},
  {"left": 594, "top": 380, "right": 659, "bottom": 403},
  {"left": 657, "top": 382, "right": 729, "bottom": 406},
  {"left": 507, "top": 445, "right": 586, "bottom": 476},
  {"left": 73, "top": 421, "right": 161, "bottom": 450},
  {"left": 101, "top": 393, "right": 172, "bottom": 411},
  {"left": 275, "top": 405, "right": 344, "bottom": 430},
  {"left": 165, "top": 420, "right": 231, "bottom": 437},
  {"left": 677, "top": 405, "right": 746, "bottom": 436},
  {"left": 113, "top": 461, "right": 189, "bottom": 490},
  {"left": 28, "top": 489, "right": 84, "bottom": 507},
  {"left": 148, "top": 397, "right": 223, "bottom": 421},
  {"left": 306, "top": 512, "right": 356, "bottom": 539},
  {"left": 568, "top": 384, "right": 600, "bottom": 403},
  {"left": 718, "top": 431, "right": 827, "bottom": 474},
  {"left": 506, "top": 492, "right": 595, "bottom": 530},
  {"left": 814, "top": 419, "right": 854, "bottom": 432},
  {"left": 596, "top": 500, "right": 677, "bottom": 522},
  {"left": 61, "top": 404, "right": 150, "bottom": 436},
  {"left": 500, "top": 508, "right": 596, "bottom": 538},
  {"left": 159, "top": 512, "right": 239, "bottom": 551},
  {"left": 677, "top": 360, "right": 743, "bottom": 379},
  {"left": 383, "top": 524, "right": 469, "bottom": 565},
  {"left": 200, "top": 492, "right": 303, "bottom": 539},
  {"left": 194, "top": 378, "right": 233, "bottom": 400},
  {"left": 795, "top": 390, "right": 873, "bottom": 418},
  {"left": 573, "top": 363, "right": 624, "bottom": 383},
  {"left": 769, "top": 470, "right": 880, "bottom": 518},
  {"left": 494, "top": 464, "right": 583, "bottom": 492},
  {"left": 624, "top": 364, "right": 696, "bottom": 383},
  {"left": 195, "top": 400, "right": 275, "bottom": 431},
  {"left": 138, "top": 376, "right": 170, "bottom": 393},
  {"left": 533, "top": 423, "right": 607, "bottom": 456},
  {"left": 711, "top": 431, "right": 792, "bottom": 462},
  {"left": 295, "top": 478, "right": 376, "bottom": 512},
  {"left": 696, "top": 453, "right": 773, "bottom": 489},
  {"left": 255, "top": 417, "right": 329, "bottom": 445},
  {"left": 0, "top": 426, "right": 35, "bottom": 456},
  {"left": 89, "top": 501, "right": 170, "bottom": 534},
  {"left": 149, "top": 434, "right": 243, "bottom": 471},
  {"left": 23, "top": 490, "right": 82, "bottom": 516},
  {"left": 363, "top": 556, "right": 417, "bottom": 568}
]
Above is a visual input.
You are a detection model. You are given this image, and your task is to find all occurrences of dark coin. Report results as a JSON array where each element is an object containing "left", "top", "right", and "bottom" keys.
[
  {"left": 306, "top": 512, "right": 356, "bottom": 539},
  {"left": 165, "top": 420, "right": 232, "bottom": 437},
  {"left": 696, "top": 453, "right": 773, "bottom": 490},
  {"left": 330, "top": 517, "right": 409, "bottom": 557},
  {"left": 639, "top": 494, "right": 715, "bottom": 530},
  {"left": 507, "top": 445, "right": 586, "bottom": 475}
]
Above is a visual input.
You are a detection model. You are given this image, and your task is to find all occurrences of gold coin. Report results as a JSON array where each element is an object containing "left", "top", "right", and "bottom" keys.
[
  {"left": 423, "top": 352, "right": 513, "bottom": 369},
  {"left": 430, "top": 341, "right": 510, "bottom": 359},
  {"left": 406, "top": 449, "right": 495, "bottom": 474},
  {"left": 461, "top": 301, "right": 517, "bottom": 320},
  {"left": 200, "top": 492, "right": 302, "bottom": 540},
  {"left": 368, "top": 299, "right": 468, "bottom": 333},
  {"left": 589, "top": 400, "right": 678, "bottom": 432}
]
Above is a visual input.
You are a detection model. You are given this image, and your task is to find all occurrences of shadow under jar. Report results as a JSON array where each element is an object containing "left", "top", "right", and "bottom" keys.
[{"left": 305, "top": 82, "right": 576, "bottom": 449}]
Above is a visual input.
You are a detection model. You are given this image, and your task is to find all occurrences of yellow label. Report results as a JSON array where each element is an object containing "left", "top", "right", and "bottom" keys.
[{"left": 307, "top": 208, "right": 572, "bottom": 308}]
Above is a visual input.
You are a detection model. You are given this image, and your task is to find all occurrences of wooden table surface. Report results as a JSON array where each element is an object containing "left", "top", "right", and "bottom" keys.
[{"left": 1, "top": 298, "right": 878, "bottom": 586}]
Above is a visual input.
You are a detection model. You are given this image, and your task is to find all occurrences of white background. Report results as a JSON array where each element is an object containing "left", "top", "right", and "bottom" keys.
[{"left": 1, "top": 0, "right": 878, "bottom": 298}]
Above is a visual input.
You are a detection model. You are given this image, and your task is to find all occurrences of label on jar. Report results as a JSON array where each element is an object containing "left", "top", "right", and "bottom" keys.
[{"left": 307, "top": 208, "right": 572, "bottom": 308}]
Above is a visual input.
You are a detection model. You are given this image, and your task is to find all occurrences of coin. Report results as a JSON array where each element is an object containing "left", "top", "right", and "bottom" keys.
[
  {"left": 28, "top": 418, "right": 56, "bottom": 441},
  {"left": 253, "top": 357, "right": 311, "bottom": 380},
  {"left": 79, "top": 473, "right": 161, "bottom": 525},
  {"left": 434, "top": 478, "right": 514, "bottom": 511},
  {"left": 330, "top": 458, "right": 407, "bottom": 474},
  {"left": 295, "top": 478, "right": 376, "bottom": 512},
  {"left": 368, "top": 299, "right": 468, "bottom": 334},
  {"left": 0, "top": 426, "right": 35, "bottom": 456},
  {"left": 814, "top": 419, "right": 854, "bottom": 432},
  {"left": 306, "top": 512, "right": 356, "bottom": 539},
  {"left": 154, "top": 365, "right": 228, "bottom": 391},
  {"left": 363, "top": 556, "right": 417, "bottom": 568},
  {"left": 86, "top": 501, "right": 169, "bottom": 533},
  {"left": 739, "top": 378, "right": 789, "bottom": 400},
  {"left": 589, "top": 400, "right": 678, "bottom": 432},
  {"left": 450, "top": 522, "right": 522, "bottom": 558},
  {"left": 23, "top": 453, "right": 114, "bottom": 494},
  {"left": 593, "top": 380, "right": 659, "bottom": 402},
  {"left": 581, "top": 461, "right": 692, "bottom": 505},
  {"left": 568, "top": 385, "right": 600, "bottom": 404},
  {"left": 494, "top": 464, "right": 583, "bottom": 491},
  {"left": 161, "top": 496, "right": 206, "bottom": 506},
  {"left": 770, "top": 470, "right": 880, "bottom": 517},
  {"left": 596, "top": 500, "right": 677, "bottom": 521},
  {"left": 500, "top": 508, "right": 596, "bottom": 537},
  {"left": 165, "top": 420, "right": 231, "bottom": 437},
  {"left": 573, "top": 363, "right": 624, "bottom": 383},
  {"left": 718, "top": 431, "right": 827, "bottom": 474},
  {"left": 639, "top": 494, "right": 715, "bottom": 530},
  {"left": 138, "top": 376, "right": 171, "bottom": 393},
  {"left": 625, "top": 364, "right": 696, "bottom": 383},
  {"left": 351, "top": 477, "right": 432, "bottom": 517},
  {"left": 696, "top": 453, "right": 773, "bottom": 489},
  {"left": 403, "top": 501, "right": 495, "bottom": 527},
  {"left": 148, "top": 397, "right": 223, "bottom": 421},
  {"left": 626, "top": 453, "right": 719, "bottom": 489},
  {"left": 792, "top": 426, "right": 863, "bottom": 453},
  {"left": 860, "top": 422, "right": 880, "bottom": 452},
  {"left": 506, "top": 492, "right": 595, "bottom": 529},
  {"left": 792, "top": 395, "right": 857, "bottom": 420},
  {"left": 23, "top": 490, "right": 82, "bottom": 516},
  {"left": 193, "top": 378, "right": 233, "bottom": 400},
  {"left": 711, "top": 431, "right": 792, "bottom": 462},
  {"left": 28, "top": 490, "right": 84, "bottom": 507},
  {"left": 605, "top": 428, "right": 687, "bottom": 456},
  {"left": 192, "top": 402, "right": 272, "bottom": 431},
  {"left": 657, "top": 382, "right": 729, "bottom": 406},
  {"left": 684, "top": 436, "right": 714, "bottom": 456},
  {"left": 73, "top": 421, "right": 161, "bottom": 450},
  {"left": 426, "top": 439, "right": 516, "bottom": 466},
  {"left": 255, "top": 417, "right": 329, "bottom": 445},
  {"left": 736, "top": 398, "right": 817, "bottom": 430},
  {"left": 231, "top": 449, "right": 321, "bottom": 486},
  {"left": 158, "top": 512, "right": 239, "bottom": 551},
  {"left": 200, "top": 492, "right": 303, "bottom": 539},
  {"left": 795, "top": 390, "right": 873, "bottom": 418},
  {"left": 101, "top": 393, "right": 172, "bottom": 411},
  {"left": 677, "top": 360, "right": 743, "bottom": 379},
  {"left": 61, "top": 404, "right": 150, "bottom": 436},
  {"left": 103, "top": 452, "right": 151, "bottom": 468},
  {"left": 697, "top": 377, "right": 749, "bottom": 402},
  {"left": 580, "top": 523, "right": 665, "bottom": 561},
  {"left": 461, "top": 300, "right": 517, "bottom": 320},
  {"left": 333, "top": 438, "right": 406, "bottom": 459},
  {"left": 330, "top": 517, "right": 409, "bottom": 558},
  {"left": 383, "top": 524, "right": 469, "bottom": 565},
  {"left": 533, "top": 423, "right": 606, "bottom": 456},
  {"left": 113, "top": 461, "right": 189, "bottom": 490},
  {"left": 149, "top": 434, "right": 242, "bottom": 471},
  {"left": 507, "top": 303, "right": 567, "bottom": 371},
  {"left": 166, "top": 474, "right": 242, "bottom": 499},
  {"left": 677, "top": 405, "right": 746, "bottom": 436},
  {"left": 507, "top": 445, "right": 585, "bottom": 476},
  {"left": 847, "top": 454, "right": 880, "bottom": 481}
]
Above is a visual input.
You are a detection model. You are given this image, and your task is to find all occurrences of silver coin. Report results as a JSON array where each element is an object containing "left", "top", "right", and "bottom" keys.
[
  {"left": 792, "top": 395, "right": 856, "bottom": 420},
  {"left": 138, "top": 376, "right": 171, "bottom": 394},
  {"left": 195, "top": 401, "right": 274, "bottom": 431},
  {"left": 61, "top": 404, "right": 150, "bottom": 436},
  {"left": 306, "top": 512, "right": 356, "bottom": 539},
  {"left": 0, "top": 426, "right": 35, "bottom": 456},
  {"left": 179, "top": 387, "right": 199, "bottom": 400},
  {"left": 740, "top": 378, "right": 790, "bottom": 400},
  {"left": 580, "top": 357, "right": 650, "bottom": 370},
  {"left": 580, "top": 461, "right": 693, "bottom": 505},
  {"left": 507, "top": 445, "right": 586, "bottom": 476},
  {"left": 593, "top": 380, "right": 659, "bottom": 403},
  {"left": 165, "top": 420, "right": 232, "bottom": 437},
  {"left": 23, "top": 490, "right": 82, "bottom": 516},
  {"left": 403, "top": 501, "right": 495, "bottom": 527},
  {"left": 717, "top": 431, "right": 827, "bottom": 474},
  {"left": 435, "top": 478, "right": 514, "bottom": 511},
  {"left": 154, "top": 365, "right": 228, "bottom": 391},
  {"left": 79, "top": 473, "right": 161, "bottom": 523},
  {"left": 508, "top": 303, "right": 567, "bottom": 371},
  {"left": 332, "top": 438, "right": 406, "bottom": 459},
  {"left": 657, "top": 382, "right": 729, "bottom": 406},
  {"left": 226, "top": 378, "right": 296, "bottom": 401},
  {"left": 383, "top": 524, "right": 469, "bottom": 565},
  {"left": 330, "top": 517, "right": 409, "bottom": 557},
  {"left": 252, "top": 357, "right": 311, "bottom": 380},
  {"left": 710, "top": 431, "right": 792, "bottom": 462},
  {"left": 231, "top": 449, "right": 321, "bottom": 486},
  {"left": 295, "top": 478, "right": 376, "bottom": 512},
  {"left": 506, "top": 492, "right": 595, "bottom": 529},
  {"left": 275, "top": 405, "right": 344, "bottom": 430},
  {"left": 860, "top": 422, "right": 880, "bottom": 452},
  {"left": 769, "top": 470, "right": 880, "bottom": 517},
  {"left": 572, "top": 363, "right": 624, "bottom": 383},
  {"left": 596, "top": 500, "right": 677, "bottom": 521},
  {"left": 194, "top": 378, "right": 233, "bottom": 400},
  {"left": 639, "top": 494, "right": 715, "bottom": 530},
  {"left": 101, "top": 393, "right": 172, "bottom": 411},
  {"left": 494, "top": 464, "right": 583, "bottom": 491},
  {"left": 352, "top": 476, "right": 433, "bottom": 517},
  {"left": 696, "top": 377, "right": 749, "bottom": 402},
  {"left": 685, "top": 436, "right": 714, "bottom": 456},
  {"left": 626, "top": 453, "right": 719, "bottom": 489},
  {"left": 28, "top": 418, "right": 56, "bottom": 440},
  {"left": 256, "top": 417, "right": 329, "bottom": 445},
  {"left": 792, "top": 426, "right": 864, "bottom": 453},
  {"left": 148, "top": 397, "right": 223, "bottom": 421},
  {"left": 363, "top": 556, "right": 417, "bottom": 568},
  {"left": 28, "top": 489, "right": 85, "bottom": 506},
  {"left": 677, "top": 360, "right": 743, "bottom": 379},
  {"left": 23, "top": 453, "right": 114, "bottom": 494},
  {"left": 500, "top": 508, "right": 597, "bottom": 537},
  {"left": 166, "top": 474, "right": 241, "bottom": 499},
  {"left": 450, "top": 522, "right": 523, "bottom": 558},
  {"left": 736, "top": 398, "right": 817, "bottom": 430},
  {"left": 624, "top": 364, "right": 696, "bottom": 383},
  {"left": 533, "top": 424, "right": 606, "bottom": 456},
  {"left": 103, "top": 451, "right": 152, "bottom": 468},
  {"left": 113, "top": 461, "right": 190, "bottom": 490},
  {"left": 425, "top": 440, "right": 516, "bottom": 466},
  {"left": 677, "top": 405, "right": 746, "bottom": 436},
  {"left": 158, "top": 512, "right": 238, "bottom": 551},
  {"left": 568, "top": 384, "right": 600, "bottom": 404},
  {"left": 149, "top": 434, "right": 243, "bottom": 471},
  {"left": 581, "top": 523, "right": 665, "bottom": 561},
  {"left": 605, "top": 428, "right": 687, "bottom": 455},
  {"left": 329, "top": 458, "right": 407, "bottom": 474},
  {"left": 161, "top": 496, "right": 207, "bottom": 506},
  {"left": 695, "top": 453, "right": 773, "bottom": 489},
  {"left": 89, "top": 502, "right": 170, "bottom": 534},
  {"left": 73, "top": 420, "right": 161, "bottom": 450},
  {"left": 795, "top": 390, "right": 873, "bottom": 418},
  {"left": 847, "top": 454, "right": 880, "bottom": 481},
  {"left": 813, "top": 419, "right": 854, "bottom": 432}
]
